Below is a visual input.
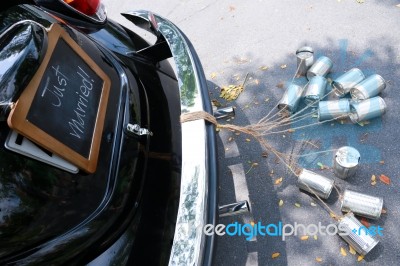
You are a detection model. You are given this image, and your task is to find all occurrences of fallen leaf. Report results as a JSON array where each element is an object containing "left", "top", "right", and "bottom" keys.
[
  {"left": 357, "top": 255, "right": 364, "bottom": 262},
  {"left": 381, "top": 208, "right": 387, "bottom": 214},
  {"left": 276, "top": 82, "right": 284, "bottom": 89},
  {"left": 278, "top": 199, "right": 284, "bottom": 207},
  {"left": 371, "top": 175, "right": 376, "bottom": 181},
  {"left": 280, "top": 64, "right": 287, "bottom": 69},
  {"left": 315, "top": 257, "right": 322, "bottom": 262},
  {"left": 295, "top": 203, "right": 301, "bottom": 208},
  {"left": 260, "top": 65, "right": 269, "bottom": 71},
  {"left": 210, "top": 72, "right": 217, "bottom": 79},
  {"left": 211, "top": 99, "right": 222, "bottom": 107},
  {"left": 379, "top": 160, "right": 385, "bottom": 165},
  {"left": 287, "top": 129, "right": 295, "bottom": 133},
  {"left": 274, "top": 177, "right": 283, "bottom": 185},
  {"left": 271, "top": 252, "right": 280, "bottom": 259},
  {"left": 300, "top": 235, "right": 309, "bottom": 240},
  {"left": 262, "top": 152, "right": 269, "bottom": 158},
  {"left": 235, "top": 132, "right": 240, "bottom": 136},
  {"left": 311, "top": 202, "right": 317, "bottom": 207},
  {"left": 330, "top": 212, "right": 336, "bottom": 219},
  {"left": 265, "top": 97, "right": 270, "bottom": 102},
  {"left": 340, "top": 247, "right": 347, "bottom": 256},
  {"left": 379, "top": 174, "right": 391, "bottom": 185},
  {"left": 245, "top": 138, "right": 251, "bottom": 142},
  {"left": 317, "top": 162, "right": 328, "bottom": 170},
  {"left": 371, "top": 180, "right": 377, "bottom": 186},
  {"left": 349, "top": 245, "right": 357, "bottom": 255},
  {"left": 228, "top": 137, "right": 233, "bottom": 142},
  {"left": 252, "top": 162, "right": 259, "bottom": 167},
  {"left": 313, "top": 235, "right": 318, "bottom": 240},
  {"left": 356, "top": 0, "right": 364, "bottom": 3},
  {"left": 360, "top": 218, "right": 370, "bottom": 228},
  {"left": 219, "top": 84, "right": 244, "bottom": 101},
  {"left": 254, "top": 79, "right": 260, "bottom": 85}
]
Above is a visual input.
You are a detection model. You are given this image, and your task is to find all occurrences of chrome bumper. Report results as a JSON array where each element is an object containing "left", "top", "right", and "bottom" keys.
[{"left": 122, "top": 11, "right": 217, "bottom": 266}]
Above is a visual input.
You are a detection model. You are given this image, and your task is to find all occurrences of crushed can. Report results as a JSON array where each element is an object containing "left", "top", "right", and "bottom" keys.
[
  {"left": 349, "top": 96, "right": 387, "bottom": 123},
  {"left": 341, "top": 189, "right": 383, "bottom": 219},
  {"left": 333, "top": 146, "right": 360, "bottom": 179},
  {"left": 332, "top": 68, "right": 365, "bottom": 97},
  {"left": 296, "top": 46, "right": 314, "bottom": 76},
  {"left": 303, "top": 76, "right": 327, "bottom": 106},
  {"left": 297, "top": 169, "right": 334, "bottom": 199},
  {"left": 350, "top": 74, "right": 386, "bottom": 101},
  {"left": 307, "top": 56, "right": 333, "bottom": 80},
  {"left": 278, "top": 83, "right": 304, "bottom": 115},
  {"left": 337, "top": 212, "right": 379, "bottom": 256},
  {"left": 318, "top": 99, "right": 350, "bottom": 121}
]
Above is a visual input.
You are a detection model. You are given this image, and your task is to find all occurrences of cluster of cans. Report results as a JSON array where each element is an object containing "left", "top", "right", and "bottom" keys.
[
  {"left": 296, "top": 146, "right": 383, "bottom": 255},
  {"left": 278, "top": 47, "right": 387, "bottom": 124}
]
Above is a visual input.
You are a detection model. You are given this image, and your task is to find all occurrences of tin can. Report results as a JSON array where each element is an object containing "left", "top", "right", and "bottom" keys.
[
  {"left": 278, "top": 84, "right": 304, "bottom": 114},
  {"left": 214, "top": 106, "right": 235, "bottom": 120},
  {"left": 297, "top": 169, "right": 334, "bottom": 199},
  {"left": 303, "top": 76, "right": 327, "bottom": 106},
  {"left": 306, "top": 56, "right": 333, "bottom": 80},
  {"left": 296, "top": 46, "right": 314, "bottom": 76},
  {"left": 333, "top": 146, "right": 360, "bottom": 179},
  {"left": 337, "top": 212, "right": 379, "bottom": 256},
  {"left": 349, "top": 96, "right": 387, "bottom": 123},
  {"left": 341, "top": 189, "right": 383, "bottom": 219},
  {"left": 332, "top": 68, "right": 365, "bottom": 97},
  {"left": 318, "top": 99, "right": 350, "bottom": 121},
  {"left": 350, "top": 74, "right": 386, "bottom": 101}
]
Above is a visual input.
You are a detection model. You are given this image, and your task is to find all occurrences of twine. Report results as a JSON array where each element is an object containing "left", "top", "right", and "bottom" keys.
[{"left": 180, "top": 110, "right": 343, "bottom": 221}]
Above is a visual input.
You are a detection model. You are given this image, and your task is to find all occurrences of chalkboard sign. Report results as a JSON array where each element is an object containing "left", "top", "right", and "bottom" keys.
[{"left": 7, "top": 24, "right": 110, "bottom": 173}]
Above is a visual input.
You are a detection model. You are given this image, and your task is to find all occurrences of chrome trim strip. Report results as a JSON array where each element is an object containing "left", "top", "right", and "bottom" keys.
[{"left": 122, "top": 11, "right": 210, "bottom": 266}]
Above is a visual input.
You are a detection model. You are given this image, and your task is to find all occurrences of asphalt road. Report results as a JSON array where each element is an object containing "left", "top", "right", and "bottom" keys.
[{"left": 103, "top": 1, "right": 400, "bottom": 265}]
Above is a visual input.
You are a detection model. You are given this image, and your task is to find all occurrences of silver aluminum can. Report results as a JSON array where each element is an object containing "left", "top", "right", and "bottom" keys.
[
  {"left": 349, "top": 96, "right": 387, "bottom": 123},
  {"left": 297, "top": 169, "right": 334, "bottom": 199},
  {"left": 350, "top": 74, "right": 386, "bottom": 101},
  {"left": 337, "top": 212, "right": 379, "bottom": 256},
  {"left": 296, "top": 46, "right": 314, "bottom": 76},
  {"left": 306, "top": 56, "right": 333, "bottom": 80},
  {"left": 304, "top": 76, "right": 327, "bottom": 106},
  {"left": 318, "top": 99, "right": 350, "bottom": 121},
  {"left": 332, "top": 68, "right": 365, "bottom": 97},
  {"left": 278, "top": 84, "right": 304, "bottom": 114},
  {"left": 333, "top": 146, "right": 360, "bottom": 179},
  {"left": 341, "top": 189, "right": 383, "bottom": 219}
]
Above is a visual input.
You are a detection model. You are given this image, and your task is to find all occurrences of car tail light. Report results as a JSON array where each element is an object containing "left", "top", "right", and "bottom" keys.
[
  {"left": 63, "top": 0, "right": 100, "bottom": 16},
  {"left": 33, "top": 0, "right": 107, "bottom": 24}
]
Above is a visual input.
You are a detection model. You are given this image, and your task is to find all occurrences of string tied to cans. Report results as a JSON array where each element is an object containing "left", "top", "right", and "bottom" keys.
[{"left": 181, "top": 45, "right": 387, "bottom": 256}]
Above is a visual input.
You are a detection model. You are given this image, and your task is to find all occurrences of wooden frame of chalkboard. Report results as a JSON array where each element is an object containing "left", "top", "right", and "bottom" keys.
[{"left": 7, "top": 24, "right": 110, "bottom": 174}]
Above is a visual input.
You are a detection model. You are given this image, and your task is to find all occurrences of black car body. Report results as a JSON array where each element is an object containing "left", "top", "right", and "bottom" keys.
[{"left": 0, "top": 1, "right": 217, "bottom": 265}]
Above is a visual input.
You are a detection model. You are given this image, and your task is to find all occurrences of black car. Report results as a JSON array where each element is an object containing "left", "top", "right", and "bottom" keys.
[{"left": 0, "top": 1, "right": 217, "bottom": 265}]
